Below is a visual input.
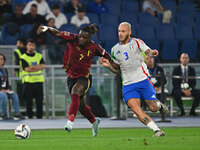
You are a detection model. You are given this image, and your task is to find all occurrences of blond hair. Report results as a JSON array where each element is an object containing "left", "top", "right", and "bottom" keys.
[{"left": 119, "top": 22, "right": 131, "bottom": 30}]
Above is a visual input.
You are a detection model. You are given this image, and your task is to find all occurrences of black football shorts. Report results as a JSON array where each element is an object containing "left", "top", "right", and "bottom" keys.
[{"left": 67, "top": 75, "right": 92, "bottom": 98}]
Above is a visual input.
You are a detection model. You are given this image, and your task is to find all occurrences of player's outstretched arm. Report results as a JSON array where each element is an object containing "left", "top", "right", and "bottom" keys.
[
  {"left": 100, "top": 57, "right": 120, "bottom": 74},
  {"left": 38, "top": 26, "right": 62, "bottom": 37},
  {"left": 145, "top": 49, "right": 159, "bottom": 57}
]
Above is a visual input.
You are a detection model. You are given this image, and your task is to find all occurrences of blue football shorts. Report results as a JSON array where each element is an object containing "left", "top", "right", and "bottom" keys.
[{"left": 122, "top": 78, "right": 157, "bottom": 103}]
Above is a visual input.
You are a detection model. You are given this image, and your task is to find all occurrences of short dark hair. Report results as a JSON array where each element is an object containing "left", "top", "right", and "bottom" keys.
[
  {"left": 26, "top": 38, "right": 35, "bottom": 44},
  {"left": 15, "top": 5, "right": 23, "bottom": 9},
  {"left": 78, "top": 7, "right": 85, "bottom": 13},
  {"left": 31, "top": 4, "right": 37, "bottom": 8},
  {"left": 17, "top": 38, "right": 26, "bottom": 46},
  {"left": 52, "top": 4, "right": 60, "bottom": 10}
]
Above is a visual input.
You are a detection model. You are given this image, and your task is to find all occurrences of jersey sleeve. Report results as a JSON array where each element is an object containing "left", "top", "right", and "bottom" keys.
[
  {"left": 60, "top": 31, "right": 78, "bottom": 41},
  {"left": 94, "top": 42, "right": 107, "bottom": 57},
  {"left": 135, "top": 38, "right": 150, "bottom": 52}
]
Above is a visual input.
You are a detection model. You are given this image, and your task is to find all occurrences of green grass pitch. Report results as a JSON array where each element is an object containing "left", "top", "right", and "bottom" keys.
[{"left": 0, "top": 127, "right": 200, "bottom": 150}]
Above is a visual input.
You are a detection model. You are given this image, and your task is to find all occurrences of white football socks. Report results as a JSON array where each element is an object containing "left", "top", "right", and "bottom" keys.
[
  {"left": 147, "top": 121, "right": 160, "bottom": 132},
  {"left": 66, "top": 120, "right": 74, "bottom": 129},
  {"left": 156, "top": 101, "right": 162, "bottom": 109}
]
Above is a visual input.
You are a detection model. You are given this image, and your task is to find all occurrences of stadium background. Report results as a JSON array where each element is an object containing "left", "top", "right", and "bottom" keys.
[{"left": 0, "top": 0, "right": 200, "bottom": 118}]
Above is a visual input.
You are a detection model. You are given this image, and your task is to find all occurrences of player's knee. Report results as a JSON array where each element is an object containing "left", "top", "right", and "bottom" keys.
[
  {"left": 71, "top": 84, "right": 84, "bottom": 95},
  {"left": 128, "top": 102, "right": 135, "bottom": 109},
  {"left": 71, "top": 88, "right": 80, "bottom": 95},
  {"left": 149, "top": 105, "right": 159, "bottom": 112}
]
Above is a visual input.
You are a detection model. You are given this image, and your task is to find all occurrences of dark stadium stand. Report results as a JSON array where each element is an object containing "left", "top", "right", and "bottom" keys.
[
  {"left": 136, "top": 24, "right": 156, "bottom": 40},
  {"left": 11, "top": 0, "right": 31, "bottom": 9},
  {"left": 144, "top": 39, "right": 160, "bottom": 61},
  {"left": 59, "top": 23, "right": 78, "bottom": 34},
  {"left": 91, "top": 33, "right": 99, "bottom": 42},
  {"left": 180, "top": 39, "right": 198, "bottom": 61},
  {"left": 176, "top": 13, "right": 194, "bottom": 26},
  {"left": 156, "top": 23, "right": 175, "bottom": 40},
  {"left": 120, "top": 13, "right": 138, "bottom": 25},
  {"left": 104, "top": 0, "right": 121, "bottom": 16},
  {"left": 0, "top": 0, "right": 200, "bottom": 63},
  {"left": 100, "top": 13, "right": 119, "bottom": 26},
  {"left": 65, "top": 13, "right": 74, "bottom": 23},
  {"left": 161, "top": 1, "right": 177, "bottom": 15},
  {"left": 1, "top": 24, "right": 20, "bottom": 45},
  {"left": 161, "top": 40, "right": 179, "bottom": 61},
  {"left": 86, "top": 13, "right": 100, "bottom": 26},
  {"left": 179, "top": 1, "right": 196, "bottom": 14},
  {"left": 194, "top": 24, "right": 200, "bottom": 40},
  {"left": 104, "top": 40, "right": 118, "bottom": 54},
  {"left": 20, "top": 24, "right": 33, "bottom": 39},
  {"left": 122, "top": 0, "right": 139, "bottom": 14},
  {"left": 145, "top": 40, "right": 160, "bottom": 51},
  {"left": 195, "top": 12, "right": 200, "bottom": 24},
  {"left": 175, "top": 24, "right": 194, "bottom": 40},
  {"left": 99, "top": 24, "right": 118, "bottom": 42},
  {"left": 138, "top": 13, "right": 157, "bottom": 26}
]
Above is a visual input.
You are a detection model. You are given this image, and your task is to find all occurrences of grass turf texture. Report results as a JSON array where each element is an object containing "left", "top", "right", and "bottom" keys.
[{"left": 0, "top": 127, "right": 200, "bottom": 150}]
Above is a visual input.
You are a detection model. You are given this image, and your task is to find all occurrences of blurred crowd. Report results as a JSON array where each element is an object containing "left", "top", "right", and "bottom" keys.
[{"left": 0, "top": 0, "right": 199, "bottom": 63}]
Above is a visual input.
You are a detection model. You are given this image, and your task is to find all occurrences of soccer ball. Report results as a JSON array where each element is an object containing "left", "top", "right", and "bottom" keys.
[{"left": 14, "top": 124, "right": 31, "bottom": 139}]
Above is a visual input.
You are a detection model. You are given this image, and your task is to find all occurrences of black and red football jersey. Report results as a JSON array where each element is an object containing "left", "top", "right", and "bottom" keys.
[{"left": 61, "top": 31, "right": 108, "bottom": 78}]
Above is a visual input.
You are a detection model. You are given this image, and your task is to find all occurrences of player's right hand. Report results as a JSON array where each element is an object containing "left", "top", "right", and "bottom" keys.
[
  {"left": 152, "top": 49, "right": 159, "bottom": 56},
  {"left": 100, "top": 57, "right": 110, "bottom": 67},
  {"left": 37, "top": 26, "right": 43, "bottom": 35},
  {"left": 37, "top": 26, "right": 48, "bottom": 35}
]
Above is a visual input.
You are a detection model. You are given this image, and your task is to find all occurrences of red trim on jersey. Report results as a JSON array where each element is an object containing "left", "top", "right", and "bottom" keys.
[
  {"left": 135, "top": 39, "right": 140, "bottom": 49},
  {"left": 137, "top": 39, "right": 144, "bottom": 44},
  {"left": 141, "top": 65, "right": 154, "bottom": 87}
]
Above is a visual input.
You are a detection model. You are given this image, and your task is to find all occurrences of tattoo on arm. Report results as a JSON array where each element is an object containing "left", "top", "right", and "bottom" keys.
[
  {"left": 145, "top": 49, "right": 153, "bottom": 57},
  {"left": 110, "top": 61, "right": 121, "bottom": 74}
]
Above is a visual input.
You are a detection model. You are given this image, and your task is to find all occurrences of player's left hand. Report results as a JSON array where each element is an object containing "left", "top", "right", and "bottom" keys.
[{"left": 152, "top": 49, "right": 159, "bottom": 57}]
